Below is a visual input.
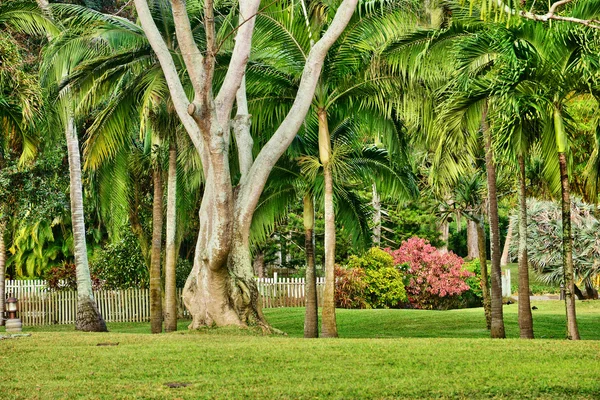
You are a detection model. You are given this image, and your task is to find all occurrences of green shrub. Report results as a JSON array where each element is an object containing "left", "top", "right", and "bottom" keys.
[
  {"left": 90, "top": 233, "right": 149, "bottom": 289},
  {"left": 364, "top": 266, "right": 407, "bottom": 308},
  {"left": 335, "top": 265, "right": 368, "bottom": 309},
  {"left": 338, "top": 248, "right": 407, "bottom": 309}
]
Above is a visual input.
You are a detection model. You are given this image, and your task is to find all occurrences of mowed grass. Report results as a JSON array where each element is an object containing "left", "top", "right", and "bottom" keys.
[{"left": 2, "top": 301, "right": 600, "bottom": 399}]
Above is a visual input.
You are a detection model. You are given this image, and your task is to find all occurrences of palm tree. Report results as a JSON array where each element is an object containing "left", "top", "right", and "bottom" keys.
[
  {"left": 251, "top": 111, "right": 416, "bottom": 338},
  {"left": 249, "top": 0, "right": 418, "bottom": 337},
  {"left": 45, "top": 2, "right": 206, "bottom": 333},
  {"left": 38, "top": 0, "right": 108, "bottom": 332}
]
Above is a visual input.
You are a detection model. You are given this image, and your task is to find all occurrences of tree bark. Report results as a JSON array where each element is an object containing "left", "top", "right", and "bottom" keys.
[
  {"left": 467, "top": 219, "right": 478, "bottom": 260},
  {"left": 253, "top": 249, "right": 265, "bottom": 278},
  {"left": 372, "top": 183, "right": 381, "bottom": 246},
  {"left": 150, "top": 167, "right": 164, "bottom": 334},
  {"left": 67, "top": 117, "right": 107, "bottom": 332},
  {"left": 482, "top": 101, "right": 505, "bottom": 338},
  {"left": 164, "top": 141, "right": 178, "bottom": 332},
  {"left": 0, "top": 221, "right": 5, "bottom": 327},
  {"left": 500, "top": 222, "right": 512, "bottom": 266},
  {"left": 517, "top": 154, "right": 534, "bottom": 339},
  {"left": 558, "top": 152, "right": 580, "bottom": 339},
  {"left": 476, "top": 219, "right": 491, "bottom": 330},
  {"left": 135, "top": 0, "right": 358, "bottom": 329},
  {"left": 303, "top": 194, "right": 318, "bottom": 338},
  {"left": 318, "top": 109, "right": 338, "bottom": 338}
]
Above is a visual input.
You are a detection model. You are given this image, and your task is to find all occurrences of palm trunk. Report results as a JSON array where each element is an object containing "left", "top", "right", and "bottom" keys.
[
  {"left": 476, "top": 218, "right": 491, "bottom": 330},
  {"left": 467, "top": 219, "right": 478, "bottom": 260},
  {"left": 554, "top": 103, "right": 580, "bottom": 340},
  {"left": 558, "top": 152, "right": 580, "bottom": 339},
  {"left": 303, "top": 194, "right": 318, "bottom": 338},
  {"left": 164, "top": 142, "right": 178, "bottom": 332},
  {"left": 500, "top": 222, "right": 512, "bottom": 266},
  {"left": 0, "top": 221, "right": 5, "bottom": 327},
  {"left": 483, "top": 101, "right": 505, "bottom": 338},
  {"left": 517, "top": 154, "right": 534, "bottom": 338},
  {"left": 372, "top": 183, "right": 381, "bottom": 246},
  {"left": 37, "top": 0, "right": 105, "bottom": 332},
  {"left": 438, "top": 222, "right": 449, "bottom": 253},
  {"left": 150, "top": 167, "right": 164, "bottom": 334},
  {"left": 318, "top": 108, "right": 337, "bottom": 338},
  {"left": 66, "top": 117, "right": 107, "bottom": 332},
  {"left": 253, "top": 250, "right": 265, "bottom": 278}
]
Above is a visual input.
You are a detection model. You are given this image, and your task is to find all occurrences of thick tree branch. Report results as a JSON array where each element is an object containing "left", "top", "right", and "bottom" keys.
[
  {"left": 496, "top": 0, "right": 600, "bottom": 29},
  {"left": 215, "top": 0, "right": 261, "bottom": 125},
  {"left": 170, "top": 0, "right": 207, "bottom": 97},
  {"left": 235, "top": 0, "right": 359, "bottom": 228},
  {"left": 133, "top": 0, "right": 206, "bottom": 166},
  {"left": 234, "top": 75, "right": 253, "bottom": 182}
]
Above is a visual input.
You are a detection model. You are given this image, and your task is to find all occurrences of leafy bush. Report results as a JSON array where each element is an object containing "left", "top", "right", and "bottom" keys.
[
  {"left": 335, "top": 265, "right": 368, "bottom": 309},
  {"left": 459, "top": 259, "right": 485, "bottom": 308},
  {"left": 45, "top": 262, "right": 102, "bottom": 291},
  {"left": 387, "top": 238, "right": 473, "bottom": 310},
  {"left": 363, "top": 266, "right": 407, "bottom": 308},
  {"left": 89, "top": 233, "right": 149, "bottom": 289},
  {"left": 337, "top": 248, "right": 407, "bottom": 309},
  {"left": 176, "top": 258, "right": 193, "bottom": 288}
]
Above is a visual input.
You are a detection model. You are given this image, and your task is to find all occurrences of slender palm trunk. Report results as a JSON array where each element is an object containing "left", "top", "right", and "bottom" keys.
[
  {"left": 467, "top": 220, "right": 478, "bottom": 260},
  {"left": 253, "top": 250, "right": 265, "bottom": 278},
  {"left": 318, "top": 108, "right": 337, "bottom": 338},
  {"left": 66, "top": 117, "right": 107, "bottom": 332},
  {"left": 558, "top": 152, "right": 580, "bottom": 339},
  {"left": 500, "top": 223, "right": 512, "bottom": 266},
  {"left": 372, "top": 183, "right": 381, "bottom": 246},
  {"left": 164, "top": 142, "right": 178, "bottom": 332},
  {"left": 150, "top": 167, "right": 164, "bottom": 334},
  {"left": 517, "top": 154, "right": 534, "bottom": 338},
  {"left": 476, "top": 219, "right": 491, "bottom": 330},
  {"left": 0, "top": 221, "right": 5, "bottom": 326},
  {"left": 303, "top": 194, "right": 318, "bottom": 338},
  {"left": 554, "top": 104, "right": 580, "bottom": 340},
  {"left": 482, "top": 102, "right": 505, "bottom": 338},
  {"left": 36, "top": 0, "right": 105, "bottom": 332}
]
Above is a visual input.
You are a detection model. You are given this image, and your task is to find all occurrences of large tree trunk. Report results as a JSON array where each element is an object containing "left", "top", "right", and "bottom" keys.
[
  {"left": 558, "top": 152, "right": 580, "bottom": 339},
  {"left": 517, "top": 154, "right": 534, "bottom": 339},
  {"left": 303, "top": 194, "right": 318, "bottom": 338},
  {"left": 500, "top": 222, "right": 512, "bottom": 266},
  {"left": 164, "top": 142, "right": 178, "bottom": 332},
  {"left": 476, "top": 219, "right": 491, "bottom": 330},
  {"left": 372, "top": 183, "right": 381, "bottom": 246},
  {"left": 482, "top": 102, "right": 505, "bottom": 339},
  {"left": 150, "top": 167, "right": 164, "bottom": 334},
  {"left": 66, "top": 117, "right": 107, "bottom": 332},
  {"left": 135, "top": 0, "right": 358, "bottom": 330},
  {"left": 319, "top": 109, "right": 338, "bottom": 338},
  {"left": 0, "top": 221, "right": 5, "bottom": 327},
  {"left": 467, "top": 219, "right": 478, "bottom": 260}
]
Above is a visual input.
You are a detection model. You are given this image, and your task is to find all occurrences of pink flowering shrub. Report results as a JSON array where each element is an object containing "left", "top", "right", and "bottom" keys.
[{"left": 386, "top": 237, "right": 473, "bottom": 309}]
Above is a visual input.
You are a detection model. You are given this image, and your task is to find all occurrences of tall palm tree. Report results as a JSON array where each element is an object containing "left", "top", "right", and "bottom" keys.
[
  {"left": 251, "top": 110, "right": 416, "bottom": 337},
  {"left": 249, "top": 0, "right": 418, "bottom": 337},
  {"left": 38, "top": 0, "right": 109, "bottom": 331},
  {"left": 46, "top": 2, "right": 206, "bottom": 333}
]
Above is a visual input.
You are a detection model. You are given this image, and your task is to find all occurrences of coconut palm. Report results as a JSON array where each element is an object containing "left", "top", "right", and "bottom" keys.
[{"left": 45, "top": 2, "right": 206, "bottom": 333}]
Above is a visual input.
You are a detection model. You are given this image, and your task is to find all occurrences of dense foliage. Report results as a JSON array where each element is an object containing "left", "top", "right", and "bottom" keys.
[{"left": 387, "top": 238, "right": 473, "bottom": 309}]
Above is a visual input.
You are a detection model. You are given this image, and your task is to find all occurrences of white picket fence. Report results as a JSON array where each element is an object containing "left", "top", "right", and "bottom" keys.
[{"left": 4, "top": 276, "right": 325, "bottom": 326}]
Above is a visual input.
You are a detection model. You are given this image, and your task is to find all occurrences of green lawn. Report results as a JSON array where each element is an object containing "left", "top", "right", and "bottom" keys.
[{"left": 2, "top": 302, "right": 600, "bottom": 399}]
